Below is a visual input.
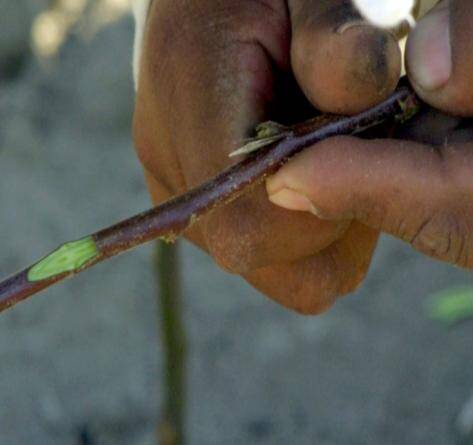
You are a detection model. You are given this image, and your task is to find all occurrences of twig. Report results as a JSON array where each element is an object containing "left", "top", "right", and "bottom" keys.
[{"left": 0, "top": 83, "right": 420, "bottom": 313}]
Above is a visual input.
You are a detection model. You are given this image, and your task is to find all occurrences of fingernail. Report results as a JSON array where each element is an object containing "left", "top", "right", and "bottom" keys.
[
  {"left": 407, "top": 6, "right": 451, "bottom": 92},
  {"left": 268, "top": 188, "right": 320, "bottom": 216}
]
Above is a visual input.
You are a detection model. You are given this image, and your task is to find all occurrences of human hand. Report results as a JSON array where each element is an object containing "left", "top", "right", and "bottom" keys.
[
  {"left": 267, "top": 0, "right": 473, "bottom": 273},
  {"left": 133, "top": 0, "right": 403, "bottom": 313}
]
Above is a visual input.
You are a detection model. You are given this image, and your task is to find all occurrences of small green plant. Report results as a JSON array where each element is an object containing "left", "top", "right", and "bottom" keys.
[{"left": 427, "top": 287, "right": 473, "bottom": 325}]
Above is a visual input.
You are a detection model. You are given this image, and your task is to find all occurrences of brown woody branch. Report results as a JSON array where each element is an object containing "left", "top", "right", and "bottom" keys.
[{"left": 0, "top": 83, "right": 421, "bottom": 313}]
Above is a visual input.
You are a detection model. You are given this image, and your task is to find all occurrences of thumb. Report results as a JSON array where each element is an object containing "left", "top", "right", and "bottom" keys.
[
  {"left": 266, "top": 136, "right": 473, "bottom": 267},
  {"left": 406, "top": 0, "right": 473, "bottom": 116}
]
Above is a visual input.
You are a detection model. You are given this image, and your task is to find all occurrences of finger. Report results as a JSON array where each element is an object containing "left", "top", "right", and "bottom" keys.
[
  {"left": 246, "top": 222, "right": 379, "bottom": 314},
  {"left": 134, "top": 0, "right": 289, "bottom": 193},
  {"left": 288, "top": 0, "right": 402, "bottom": 114},
  {"left": 134, "top": 0, "right": 348, "bottom": 274},
  {"left": 267, "top": 136, "right": 473, "bottom": 268},
  {"left": 406, "top": 0, "right": 473, "bottom": 116}
]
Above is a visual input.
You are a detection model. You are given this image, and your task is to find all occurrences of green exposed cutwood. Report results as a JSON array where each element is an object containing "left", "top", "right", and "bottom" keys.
[{"left": 27, "top": 237, "right": 99, "bottom": 282}]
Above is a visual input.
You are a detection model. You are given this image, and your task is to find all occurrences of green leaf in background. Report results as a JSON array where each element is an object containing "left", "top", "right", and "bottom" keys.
[{"left": 428, "top": 287, "right": 473, "bottom": 325}]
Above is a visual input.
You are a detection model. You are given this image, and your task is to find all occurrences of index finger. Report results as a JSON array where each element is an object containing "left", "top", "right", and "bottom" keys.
[{"left": 289, "top": 0, "right": 402, "bottom": 114}]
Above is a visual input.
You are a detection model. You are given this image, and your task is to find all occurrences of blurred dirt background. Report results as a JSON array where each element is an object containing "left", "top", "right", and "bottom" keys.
[{"left": 0, "top": 1, "right": 472, "bottom": 444}]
